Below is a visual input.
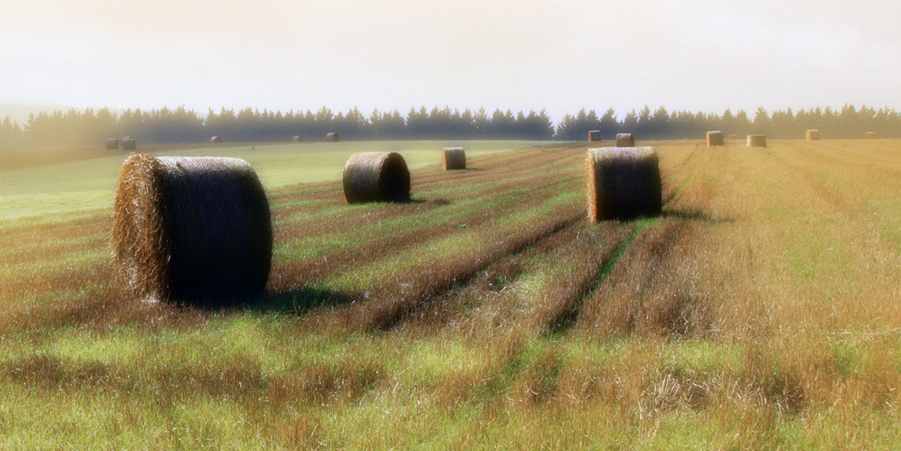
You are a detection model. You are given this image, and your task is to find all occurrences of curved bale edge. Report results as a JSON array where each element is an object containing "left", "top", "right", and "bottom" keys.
[
  {"left": 106, "top": 138, "right": 119, "bottom": 150},
  {"left": 210, "top": 136, "right": 223, "bottom": 143},
  {"left": 588, "top": 130, "right": 601, "bottom": 142},
  {"left": 615, "top": 133, "right": 635, "bottom": 147},
  {"left": 111, "top": 153, "right": 272, "bottom": 306},
  {"left": 586, "top": 147, "right": 662, "bottom": 222},
  {"left": 343, "top": 152, "right": 411, "bottom": 204},
  {"left": 292, "top": 135, "right": 303, "bottom": 143},
  {"left": 746, "top": 134, "right": 767, "bottom": 148},
  {"left": 806, "top": 130, "right": 821, "bottom": 141},
  {"left": 326, "top": 132, "right": 340, "bottom": 142},
  {"left": 442, "top": 147, "right": 466, "bottom": 170},
  {"left": 706, "top": 131, "right": 724, "bottom": 147}
]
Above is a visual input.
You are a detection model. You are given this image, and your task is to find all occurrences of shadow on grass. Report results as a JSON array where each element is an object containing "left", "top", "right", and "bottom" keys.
[
  {"left": 245, "top": 286, "right": 363, "bottom": 314},
  {"left": 662, "top": 209, "right": 734, "bottom": 224}
]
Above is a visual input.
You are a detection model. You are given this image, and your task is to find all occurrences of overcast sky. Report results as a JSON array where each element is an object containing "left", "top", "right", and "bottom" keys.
[{"left": 1, "top": 0, "right": 899, "bottom": 121}]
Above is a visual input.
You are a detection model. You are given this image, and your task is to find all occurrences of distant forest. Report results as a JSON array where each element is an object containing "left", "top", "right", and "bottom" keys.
[{"left": 1, "top": 104, "right": 899, "bottom": 149}]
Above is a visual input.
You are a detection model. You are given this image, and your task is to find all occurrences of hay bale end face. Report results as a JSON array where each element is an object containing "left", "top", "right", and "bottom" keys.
[
  {"left": 106, "top": 138, "right": 119, "bottom": 149},
  {"left": 706, "top": 131, "right": 724, "bottom": 147},
  {"left": 615, "top": 133, "right": 635, "bottom": 147},
  {"left": 806, "top": 130, "right": 821, "bottom": 141},
  {"left": 746, "top": 134, "right": 767, "bottom": 148},
  {"left": 292, "top": 135, "right": 303, "bottom": 143},
  {"left": 863, "top": 132, "right": 876, "bottom": 139},
  {"left": 343, "top": 152, "right": 410, "bottom": 204},
  {"left": 326, "top": 132, "right": 340, "bottom": 142},
  {"left": 442, "top": 147, "right": 466, "bottom": 170},
  {"left": 586, "top": 147, "right": 662, "bottom": 222},
  {"left": 588, "top": 130, "right": 601, "bottom": 142},
  {"left": 111, "top": 153, "right": 272, "bottom": 305},
  {"left": 210, "top": 136, "right": 223, "bottom": 143},
  {"left": 120, "top": 136, "right": 136, "bottom": 150}
]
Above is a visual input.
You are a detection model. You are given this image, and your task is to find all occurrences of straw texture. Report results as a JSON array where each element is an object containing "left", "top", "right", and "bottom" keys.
[
  {"left": 442, "top": 147, "right": 466, "bottom": 170},
  {"left": 586, "top": 147, "right": 662, "bottom": 222},
  {"left": 343, "top": 152, "right": 411, "bottom": 204}
]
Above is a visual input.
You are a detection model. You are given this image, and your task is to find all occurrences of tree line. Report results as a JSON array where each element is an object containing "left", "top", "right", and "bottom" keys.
[{"left": 1, "top": 104, "right": 898, "bottom": 149}]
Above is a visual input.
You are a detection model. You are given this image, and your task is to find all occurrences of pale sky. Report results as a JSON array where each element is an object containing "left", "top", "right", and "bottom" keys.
[{"left": 1, "top": 0, "right": 899, "bottom": 121}]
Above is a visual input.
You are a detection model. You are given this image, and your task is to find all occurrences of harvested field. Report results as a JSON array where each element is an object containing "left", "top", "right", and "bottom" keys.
[{"left": 0, "top": 139, "right": 900, "bottom": 449}]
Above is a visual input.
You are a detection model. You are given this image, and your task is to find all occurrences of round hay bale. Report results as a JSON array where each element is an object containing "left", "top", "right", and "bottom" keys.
[
  {"left": 586, "top": 147, "right": 662, "bottom": 222},
  {"left": 106, "top": 138, "right": 119, "bottom": 150},
  {"left": 326, "top": 132, "right": 340, "bottom": 142},
  {"left": 806, "top": 130, "right": 821, "bottom": 141},
  {"left": 863, "top": 132, "right": 876, "bottom": 139},
  {"left": 120, "top": 136, "right": 136, "bottom": 151},
  {"left": 442, "top": 147, "right": 466, "bottom": 170},
  {"left": 706, "top": 131, "right": 724, "bottom": 147},
  {"left": 343, "top": 152, "right": 410, "bottom": 204},
  {"left": 210, "top": 136, "right": 223, "bottom": 143},
  {"left": 726, "top": 134, "right": 739, "bottom": 140},
  {"left": 111, "top": 153, "right": 272, "bottom": 305},
  {"left": 615, "top": 133, "right": 635, "bottom": 147},
  {"left": 746, "top": 134, "right": 767, "bottom": 148},
  {"left": 292, "top": 135, "right": 303, "bottom": 143},
  {"left": 588, "top": 130, "right": 602, "bottom": 142}
]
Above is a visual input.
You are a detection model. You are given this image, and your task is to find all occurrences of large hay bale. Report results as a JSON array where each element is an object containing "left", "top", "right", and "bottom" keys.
[
  {"left": 442, "top": 147, "right": 466, "bottom": 170},
  {"left": 585, "top": 147, "right": 662, "bottom": 222},
  {"left": 106, "top": 138, "right": 119, "bottom": 150},
  {"left": 111, "top": 153, "right": 272, "bottom": 305},
  {"left": 326, "top": 132, "right": 340, "bottom": 142},
  {"left": 615, "top": 133, "right": 635, "bottom": 147},
  {"left": 120, "top": 136, "right": 136, "bottom": 150},
  {"left": 746, "top": 134, "right": 767, "bottom": 148},
  {"left": 343, "top": 152, "right": 410, "bottom": 204},
  {"left": 806, "top": 130, "right": 821, "bottom": 141},
  {"left": 588, "top": 130, "right": 601, "bottom": 142},
  {"left": 706, "top": 131, "right": 724, "bottom": 147},
  {"left": 863, "top": 132, "right": 876, "bottom": 139},
  {"left": 210, "top": 136, "right": 223, "bottom": 143},
  {"left": 292, "top": 135, "right": 303, "bottom": 143}
]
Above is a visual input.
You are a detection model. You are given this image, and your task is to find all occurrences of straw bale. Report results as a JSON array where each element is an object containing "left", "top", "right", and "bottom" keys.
[
  {"left": 615, "top": 133, "right": 635, "bottom": 147},
  {"left": 120, "top": 136, "right": 136, "bottom": 150},
  {"left": 343, "top": 152, "right": 410, "bottom": 204},
  {"left": 706, "top": 131, "right": 724, "bottom": 147},
  {"left": 292, "top": 135, "right": 303, "bottom": 143},
  {"left": 746, "top": 134, "right": 767, "bottom": 148},
  {"left": 111, "top": 153, "right": 272, "bottom": 305},
  {"left": 326, "top": 132, "right": 340, "bottom": 142},
  {"left": 806, "top": 130, "right": 820, "bottom": 141},
  {"left": 210, "top": 136, "right": 223, "bottom": 143},
  {"left": 442, "top": 147, "right": 466, "bottom": 170},
  {"left": 588, "top": 130, "right": 601, "bottom": 142},
  {"left": 586, "top": 147, "right": 662, "bottom": 222},
  {"left": 106, "top": 138, "right": 119, "bottom": 150}
]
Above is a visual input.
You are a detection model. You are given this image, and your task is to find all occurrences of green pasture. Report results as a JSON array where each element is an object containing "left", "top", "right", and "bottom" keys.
[{"left": 0, "top": 140, "right": 546, "bottom": 222}]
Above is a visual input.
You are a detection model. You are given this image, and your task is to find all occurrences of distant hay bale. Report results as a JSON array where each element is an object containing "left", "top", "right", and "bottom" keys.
[
  {"left": 343, "top": 152, "right": 410, "bottom": 204},
  {"left": 863, "top": 132, "right": 876, "bottom": 139},
  {"left": 746, "top": 134, "right": 767, "bottom": 148},
  {"left": 111, "top": 153, "right": 272, "bottom": 305},
  {"left": 292, "top": 135, "right": 303, "bottom": 143},
  {"left": 210, "top": 136, "right": 223, "bottom": 143},
  {"left": 588, "top": 130, "right": 601, "bottom": 142},
  {"left": 806, "top": 130, "right": 821, "bottom": 141},
  {"left": 106, "top": 138, "right": 119, "bottom": 150},
  {"left": 615, "top": 133, "right": 635, "bottom": 147},
  {"left": 726, "top": 134, "right": 739, "bottom": 140},
  {"left": 120, "top": 136, "right": 136, "bottom": 151},
  {"left": 585, "top": 147, "right": 662, "bottom": 222},
  {"left": 706, "top": 131, "right": 724, "bottom": 147},
  {"left": 326, "top": 132, "right": 340, "bottom": 142},
  {"left": 442, "top": 147, "right": 466, "bottom": 170}
]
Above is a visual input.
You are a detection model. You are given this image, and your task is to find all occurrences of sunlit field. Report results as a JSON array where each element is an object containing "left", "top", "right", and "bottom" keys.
[{"left": 1, "top": 138, "right": 900, "bottom": 449}]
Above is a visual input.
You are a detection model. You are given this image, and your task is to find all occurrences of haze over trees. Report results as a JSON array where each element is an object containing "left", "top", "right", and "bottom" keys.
[{"left": 0, "top": 104, "right": 898, "bottom": 149}]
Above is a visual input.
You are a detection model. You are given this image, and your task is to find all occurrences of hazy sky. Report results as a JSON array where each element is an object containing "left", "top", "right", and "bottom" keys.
[{"left": 1, "top": 0, "right": 899, "bottom": 121}]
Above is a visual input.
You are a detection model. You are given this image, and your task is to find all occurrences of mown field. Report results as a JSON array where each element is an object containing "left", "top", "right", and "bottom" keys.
[{"left": 0, "top": 138, "right": 900, "bottom": 449}]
